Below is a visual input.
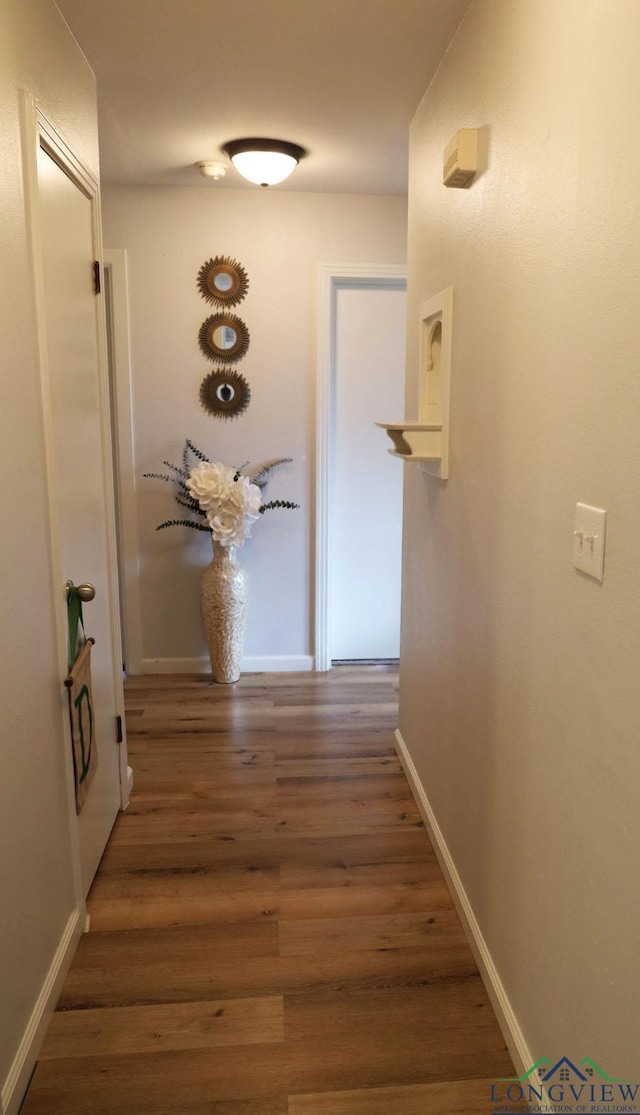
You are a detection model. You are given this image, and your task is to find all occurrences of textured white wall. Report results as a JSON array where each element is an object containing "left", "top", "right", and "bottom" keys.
[
  {"left": 0, "top": 0, "right": 98, "bottom": 1092},
  {"left": 402, "top": 0, "right": 640, "bottom": 1075},
  {"left": 101, "top": 186, "right": 407, "bottom": 666}
]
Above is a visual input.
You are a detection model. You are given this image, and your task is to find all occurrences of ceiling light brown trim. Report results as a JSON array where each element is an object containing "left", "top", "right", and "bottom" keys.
[{"left": 222, "top": 138, "right": 306, "bottom": 162}]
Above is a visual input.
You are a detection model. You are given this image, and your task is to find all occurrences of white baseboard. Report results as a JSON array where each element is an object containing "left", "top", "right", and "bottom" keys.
[
  {"left": 141, "top": 655, "right": 314, "bottom": 675},
  {"left": 242, "top": 655, "right": 314, "bottom": 673},
  {"left": 141, "top": 657, "right": 209, "bottom": 674},
  {"left": 1, "top": 906, "right": 83, "bottom": 1115},
  {"left": 394, "top": 728, "right": 533, "bottom": 1079}
]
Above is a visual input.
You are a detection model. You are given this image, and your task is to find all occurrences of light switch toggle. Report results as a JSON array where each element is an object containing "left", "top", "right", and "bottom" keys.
[{"left": 573, "top": 504, "right": 607, "bottom": 581}]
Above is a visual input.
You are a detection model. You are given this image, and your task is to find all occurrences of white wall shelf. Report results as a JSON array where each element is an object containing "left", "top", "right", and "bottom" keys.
[
  {"left": 375, "top": 420, "right": 443, "bottom": 462},
  {"left": 376, "top": 286, "right": 453, "bottom": 479}
]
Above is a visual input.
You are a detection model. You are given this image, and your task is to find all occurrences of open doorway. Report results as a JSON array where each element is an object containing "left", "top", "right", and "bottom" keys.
[
  {"left": 315, "top": 264, "right": 407, "bottom": 670},
  {"left": 102, "top": 249, "right": 143, "bottom": 676}
]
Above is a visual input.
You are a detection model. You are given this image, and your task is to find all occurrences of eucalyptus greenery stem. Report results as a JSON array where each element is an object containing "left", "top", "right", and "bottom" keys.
[{"left": 145, "top": 439, "right": 299, "bottom": 539}]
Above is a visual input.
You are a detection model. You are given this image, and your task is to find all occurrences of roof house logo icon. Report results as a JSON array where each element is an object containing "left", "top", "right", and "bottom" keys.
[{"left": 501, "top": 1055, "right": 627, "bottom": 1085}]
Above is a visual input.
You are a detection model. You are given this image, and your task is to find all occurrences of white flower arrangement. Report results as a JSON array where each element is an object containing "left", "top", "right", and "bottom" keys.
[
  {"left": 145, "top": 439, "right": 298, "bottom": 548},
  {"left": 186, "top": 461, "right": 262, "bottom": 548}
]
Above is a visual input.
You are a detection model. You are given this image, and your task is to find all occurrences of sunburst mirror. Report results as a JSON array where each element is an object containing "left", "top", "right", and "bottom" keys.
[
  {"left": 197, "top": 256, "right": 249, "bottom": 308},
  {"left": 198, "top": 313, "right": 250, "bottom": 364},
  {"left": 199, "top": 369, "right": 251, "bottom": 419}
]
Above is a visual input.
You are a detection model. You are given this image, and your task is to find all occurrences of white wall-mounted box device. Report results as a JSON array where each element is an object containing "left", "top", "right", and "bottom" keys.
[{"left": 443, "top": 128, "right": 479, "bottom": 188}]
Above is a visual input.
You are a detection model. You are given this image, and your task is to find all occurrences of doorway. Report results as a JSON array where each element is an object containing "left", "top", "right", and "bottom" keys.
[
  {"left": 103, "top": 249, "right": 143, "bottom": 677},
  {"left": 315, "top": 264, "right": 407, "bottom": 670}
]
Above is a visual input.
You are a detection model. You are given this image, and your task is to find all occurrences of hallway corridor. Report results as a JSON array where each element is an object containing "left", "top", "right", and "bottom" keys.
[{"left": 22, "top": 667, "right": 512, "bottom": 1113}]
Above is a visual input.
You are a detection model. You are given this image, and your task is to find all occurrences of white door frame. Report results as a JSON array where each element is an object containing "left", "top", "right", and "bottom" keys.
[
  {"left": 315, "top": 263, "right": 407, "bottom": 671},
  {"left": 103, "top": 250, "right": 143, "bottom": 675},
  {"left": 21, "top": 92, "right": 130, "bottom": 830}
]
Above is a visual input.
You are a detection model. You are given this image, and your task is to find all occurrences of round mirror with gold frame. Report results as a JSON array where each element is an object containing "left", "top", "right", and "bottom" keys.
[
  {"left": 197, "top": 255, "right": 249, "bottom": 308},
  {"left": 198, "top": 313, "right": 250, "bottom": 363},
  {"left": 199, "top": 369, "right": 251, "bottom": 419}
]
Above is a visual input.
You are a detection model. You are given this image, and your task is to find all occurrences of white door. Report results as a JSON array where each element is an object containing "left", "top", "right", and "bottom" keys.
[
  {"left": 329, "top": 283, "right": 406, "bottom": 660},
  {"left": 37, "top": 144, "right": 123, "bottom": 894}
]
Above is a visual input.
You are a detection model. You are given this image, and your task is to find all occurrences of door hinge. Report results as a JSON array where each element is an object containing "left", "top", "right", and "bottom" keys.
[
  {"left": 116, "top": 714, "right": 123, "bottom": 743},
  {"left": 93, "top": 260, "right": 101, "bottom": 295}
]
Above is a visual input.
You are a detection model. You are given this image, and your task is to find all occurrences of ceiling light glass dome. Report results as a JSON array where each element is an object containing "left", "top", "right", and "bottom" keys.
[{"left": 222, "top": 138, "right": 306, "bottom": 187}]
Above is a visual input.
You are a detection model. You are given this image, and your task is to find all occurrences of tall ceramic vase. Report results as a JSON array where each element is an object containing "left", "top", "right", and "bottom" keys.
[{"left": 201, "top": 539, "right": 249, "bottom": 683}]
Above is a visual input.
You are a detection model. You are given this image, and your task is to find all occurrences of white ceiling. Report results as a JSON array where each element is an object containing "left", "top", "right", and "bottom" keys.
[{"left": 56, "top": 0, "right": 470, "bottom": 195}]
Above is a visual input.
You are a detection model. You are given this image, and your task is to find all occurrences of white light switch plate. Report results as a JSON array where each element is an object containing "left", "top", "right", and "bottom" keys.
[{"left": 573, "top": 503, "right": 607, "bottom": 581}]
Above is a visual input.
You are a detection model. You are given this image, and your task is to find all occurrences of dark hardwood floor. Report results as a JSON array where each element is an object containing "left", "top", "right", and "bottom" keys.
[{"left": 21, "top": 667, "right": 512, "bottom": 1113}]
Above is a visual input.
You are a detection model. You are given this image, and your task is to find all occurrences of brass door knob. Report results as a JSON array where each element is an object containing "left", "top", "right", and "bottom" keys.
[{"left": 77, "top": 583, "right": 96, "bottom": 602}]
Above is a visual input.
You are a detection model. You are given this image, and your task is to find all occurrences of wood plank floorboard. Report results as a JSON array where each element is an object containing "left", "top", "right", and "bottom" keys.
[
  {"left": 94, "top": 831, "right": 441, "bottom": 896},
  {"left": 57, "top": 943, "right": 480, "bottom": 1012},
  {"left": 273, "top": 704, "right": 399, "bottom": 733},
  {"left": 271, "top": 683, "right": 399, "bottom": 706},
  {"left": 40, "top": 996, "right": 285, "bottom": 1059},
  {"left": 275, "top": 729, "right": 398, "bottom": 751},
  {"left": 289, "top": 1079, "right": 496, "bottom": 1114},
  {"left": 87, "top": 880, "right": 453, "bottom": 933},
  {"left": 22, "top": 666, "right": 512, "bottom": 1114}
]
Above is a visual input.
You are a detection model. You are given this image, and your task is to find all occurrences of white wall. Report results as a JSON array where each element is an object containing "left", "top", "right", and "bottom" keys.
[
  {"left": 401, "top": 0, "right": 640, "bottom": 1077},
  {"left": 101, "top": 186, "right": 407, "bottom": 670},
  {"left": 0, "top": 0, "right": 99, "bottom": 1104}
]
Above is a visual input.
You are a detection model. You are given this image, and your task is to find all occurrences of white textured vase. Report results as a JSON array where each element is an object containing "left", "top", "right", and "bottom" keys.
[{"left": 201, "top": 539, "right": 249, "bottom": 683}]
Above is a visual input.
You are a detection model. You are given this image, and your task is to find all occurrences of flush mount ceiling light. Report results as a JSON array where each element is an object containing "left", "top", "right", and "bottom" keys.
[{"left": 222, "top": 138, "right": 306, "bottom": 187}]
